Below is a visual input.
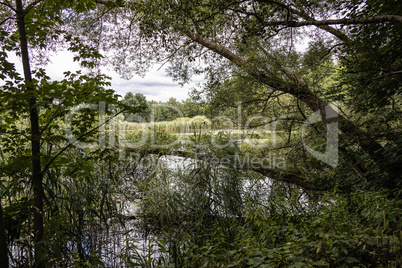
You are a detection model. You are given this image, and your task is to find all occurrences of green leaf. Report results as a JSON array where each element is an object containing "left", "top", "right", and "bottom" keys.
[
  {"left": 313, "top": 260, "right": 329, "bottom": 266},
  {"left": 345, "top": 257, "right": 360, "bottom": 264}
]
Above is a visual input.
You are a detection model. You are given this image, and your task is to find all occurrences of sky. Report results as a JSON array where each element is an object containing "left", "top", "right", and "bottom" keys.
[
  {"left": 5, "top": 39, "right": 309, "bottom": 102},
  {"left": 6, "top": 51, "right": 204, "bottom": 102}
]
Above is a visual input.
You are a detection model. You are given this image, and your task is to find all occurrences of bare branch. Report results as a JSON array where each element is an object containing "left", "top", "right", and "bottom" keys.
[
  {"left": 40, "top": 106, "right": 61, "bottom": 135},
  {"left": 372, "top": 70, "right": 402, "bottom": 80},
  {"left": 0, "top": 0, "right": 15, "bottom": 12},
  {"left": 95, "top": 0, "right": 125, "bottom": 7},
  {"left": 23, "top": 0, "right": 43, "bottom": 16},
  {"left": 0, "top": 16, "right": 12, "bottom": 26},
  {"left": 185, "top": 31, "right": 390, "bottom": 173},
  {"left": 254, "top": 0, "right": 351, "bottom": 42},
  {"left": 126, "top": 146, "right": 329, "bottom": 191},
  {"left": 0, "top": 130, "right": 29, "bottom": 140},
  {"left": 252, "top": 167, "right": 330, "bottom": 191}
]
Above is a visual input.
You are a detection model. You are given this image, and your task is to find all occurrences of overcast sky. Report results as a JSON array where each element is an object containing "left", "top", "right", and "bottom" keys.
[
  {"left": 6, "top": 51, "right": 204, "bottom": 102},
  {"left": 5, "top": 37, "right": 310, "bottom": 102}
]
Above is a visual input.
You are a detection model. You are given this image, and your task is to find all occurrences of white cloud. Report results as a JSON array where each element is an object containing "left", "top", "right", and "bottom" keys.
[
  {"left": 104, "top": 64, "right": 202, "bottom": 102},
  {"left": 4, "top": 51, "right": 204, "bottom": 102}
]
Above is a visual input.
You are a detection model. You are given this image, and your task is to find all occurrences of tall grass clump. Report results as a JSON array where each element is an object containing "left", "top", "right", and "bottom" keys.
[{"left": 122, "top": 116, "right": 211, "bottom": 134}]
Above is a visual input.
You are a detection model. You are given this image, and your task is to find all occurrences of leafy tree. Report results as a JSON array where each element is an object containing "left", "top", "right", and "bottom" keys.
[
  {"left": 181, "top": 98, "right": 206, "bottom": 117},
  {"left": 148, "top": 98, "right": 184, "bottom": 122},
  {"left": 165, "top": 97, "right": 182, "bottom": 120},
  {"left": 122, "top": 92, "right": 150, "bottom": 122},
  {"left": 0, "top": 0, "right": 121, "bottom": 265}
]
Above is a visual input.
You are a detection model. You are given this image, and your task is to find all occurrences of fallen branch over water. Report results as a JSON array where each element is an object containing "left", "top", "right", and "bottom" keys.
[{"left": 125, "top": 147, "right": 330, "bottom": 191}]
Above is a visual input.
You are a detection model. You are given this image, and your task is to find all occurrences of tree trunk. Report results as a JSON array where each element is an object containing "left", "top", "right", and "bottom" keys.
[
  {"left": 287, "top": 84, "right": 400, "bottom": 189},
  {"left": 0, "top": 203, "right": 9, "bottom": 268},
  {"left": 15, "top": 0, "right": 45, "bottom": 266}
]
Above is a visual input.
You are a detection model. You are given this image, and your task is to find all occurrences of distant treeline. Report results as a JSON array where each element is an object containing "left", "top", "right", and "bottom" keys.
[{"left": 122, "top": 92, "right": 207, "bottom": 122}]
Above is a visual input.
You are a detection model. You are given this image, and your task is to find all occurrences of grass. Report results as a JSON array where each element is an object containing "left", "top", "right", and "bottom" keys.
[{"left": 120, "top": 116, "right": 211, "bottom": 134}]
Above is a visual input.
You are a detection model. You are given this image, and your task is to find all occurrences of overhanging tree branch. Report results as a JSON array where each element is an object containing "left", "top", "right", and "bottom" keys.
[
  {"left": 95, "top": 0, "right": 125, "bottom": 7},
  {"left": 125, "top": 146, "right": 329, "bottom": 191},
  {"left": 264, "top": 15, "right": 402, "bottom": 27},
  {"left": 23, "top": 0, "right": 43, "bottom": 16},
  {"left": 185, "top": 31, "right": 395, "bottom": 184},
  {"left": 252, "top": 167, "right": 330, "bottom": 191},
  {"left": 0, "top": 0, "right": 15, "bottom": 12},
  {"left": 0, "top": 16, "right": 13, "bottom": 26},
  {"left": 254, "top": 0, "right": 351, "bottom": 42},
  {"left": 40, "top": 105, "right": 61, "bottom": 135}
]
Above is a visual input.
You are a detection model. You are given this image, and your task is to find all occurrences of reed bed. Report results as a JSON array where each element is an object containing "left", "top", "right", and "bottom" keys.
[{"left": 120, "top": 116, "right": 211, "bottom": 134}]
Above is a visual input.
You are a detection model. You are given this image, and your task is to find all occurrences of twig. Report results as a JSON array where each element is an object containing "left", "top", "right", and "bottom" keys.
[{"left": 41, "top": 109, "right": 125, "bottom": 175}]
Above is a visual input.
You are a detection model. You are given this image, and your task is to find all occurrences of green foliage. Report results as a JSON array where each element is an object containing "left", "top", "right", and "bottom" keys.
[
  {"left": 0, "top": 0, "right": 127, "bottom": 266},
  {"left": 139, "top": 180, "right": 401, "bottom": 267},
  {"left": 41, "top": 147, "right": 128, "bottom": 266},
  {"left": 122, "top": 92, "right": 150, "bottom": 122},
  {"left": 1, "top": 0, "right": 401, "bottom": 266},
  {"left": 2, "top": 197, "right": 32, "bottom": 246}
]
